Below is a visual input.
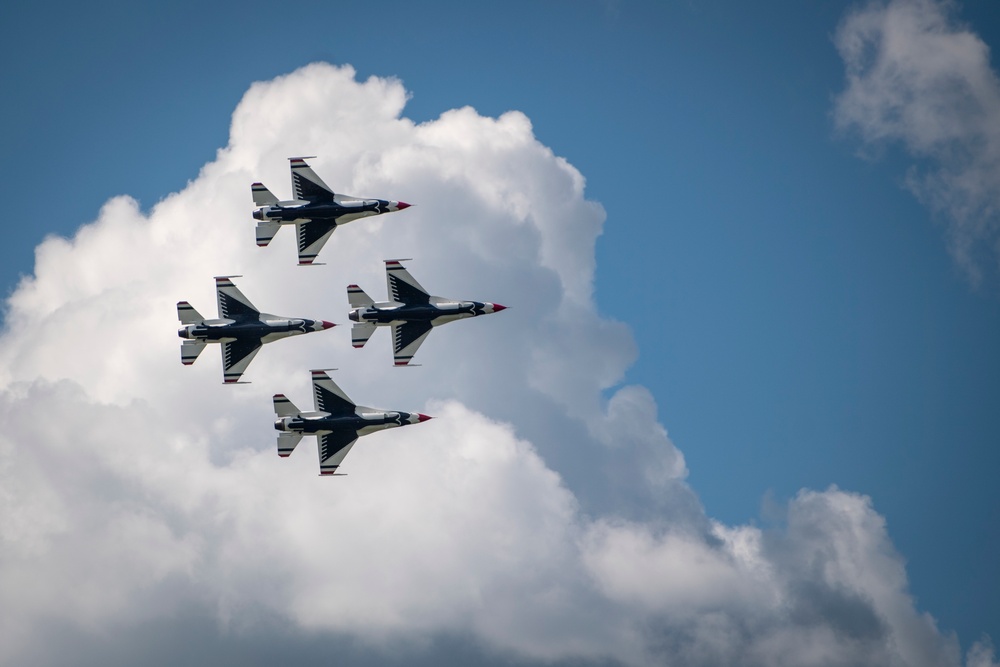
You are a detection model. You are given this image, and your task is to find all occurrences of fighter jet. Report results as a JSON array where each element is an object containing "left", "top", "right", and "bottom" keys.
[
  {"left": 273, "top": 370, "right": 432, "bottom": 475},
  {"left": 177, "top": 276, "right": 335, "bottom": 383},
  {"left": 348, "top": 260, "right": 507, "bottom": 366},
  {"left": 251, "top": 157, "right": 411, "bottom": 265}
]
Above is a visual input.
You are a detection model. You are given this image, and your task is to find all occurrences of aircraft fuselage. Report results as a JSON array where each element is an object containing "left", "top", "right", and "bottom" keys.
[
  {"left": 274, "top": 411, "right": 423, "bottom": 436},
  {"left": 178, "top": 317, "right": 328, "bottom": 342},
  {"left": 349, "top": 301, "right": 495, "bottom": 326},
  {"left": 253, "top": 199, "right": 396, "bottom": 225}
]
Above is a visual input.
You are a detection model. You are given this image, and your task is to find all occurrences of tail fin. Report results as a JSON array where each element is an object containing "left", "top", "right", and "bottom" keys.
[
  {"left": 180, "top": 340, "right": 206, "bottom": 365},
  {"left": 255, "top": 221, "right": 282, "bottom": 247},
  {"left": 177, "top": 301, "right": 204, "bottom": 324},
  {"left": 273, "top": 393, "right": 300, "bottom": 417},
  {"left": 351, "top": 322, "right": 377, "bottom": 348},
  {"left": 347, "top": 284, "right": 374, "bottom": 308},
  {"left": 277, "top": 433, "right": 303, "bottom": 457},
  {"left": 251, "top": 182, "right": 278, "bottom": 206}
]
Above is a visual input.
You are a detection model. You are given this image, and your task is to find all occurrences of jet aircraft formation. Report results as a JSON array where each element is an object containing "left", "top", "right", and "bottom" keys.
[{"left": 177, "top": 157, "right": 507, "bottom": 475}]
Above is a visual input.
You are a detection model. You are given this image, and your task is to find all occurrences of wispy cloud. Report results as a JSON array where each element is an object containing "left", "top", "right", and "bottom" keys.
[
  {"left": 0, "top": 63, "right": 991, "bottom": 666},
  {"left": 834, "top": 0, "right": 1000, "bottom": 284}
]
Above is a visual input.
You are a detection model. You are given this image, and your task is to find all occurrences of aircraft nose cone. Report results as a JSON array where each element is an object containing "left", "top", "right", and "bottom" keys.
[
  {"left": 321, "top": 321, "right": 336, "bottom": 330},
  {"left": 492, "top": 304, "right": 507, "bottom": 312},
  {"left": 252, "top": 208, "right": 263, "bottom": 220},
  {"left": 417, "top": 413, "right": 432, "bottom": 423},
  {"left": 396, "top": 201, "right": 412, "bottom": 210}
]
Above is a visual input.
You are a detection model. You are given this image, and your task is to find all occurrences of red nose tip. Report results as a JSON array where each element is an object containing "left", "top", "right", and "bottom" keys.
[
  {"left": 322, "top": 321, "right": 336, "bottom": 329},
  {"left": 396, "top": 202, "right": 412, "bottom": 210},
  {"left": 492, "top": 304, "right": 507, "bottom": 312},
  {"left": 417, "top": 413, "right": 432, "bottom": 422}
]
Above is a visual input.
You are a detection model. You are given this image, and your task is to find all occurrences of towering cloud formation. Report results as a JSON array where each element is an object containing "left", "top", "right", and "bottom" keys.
[
  {"left": 835, "top": 0, "right": 1000, "bottom": 284},
  {"left": 0, "top": 63, "right": 991, "bottom": 666}
]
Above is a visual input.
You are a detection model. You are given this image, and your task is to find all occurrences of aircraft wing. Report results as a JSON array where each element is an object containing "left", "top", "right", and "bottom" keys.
[
  {"left": 318, "top": 431, "right": 359, "bottom": 475},
  {"left": 221, "top": 338, "right": 263, "bottom": 383},
  {"left": 392, "top": 321, "right": 433, "bottom": 366},
  {"left": 216, "top": 276, "right": 260, "bottom": 320},
  {"left": 290, "top": 158, "right": 335, "bottom": 202},
  {"left": 311, "top": 370, "right": 356, "bottom": 415},
  {"left": 385, "top": 260, "right": 431, "bottom": 304},
  {"left": 295, "top": 220, "right": 337, "bottom": 265}
]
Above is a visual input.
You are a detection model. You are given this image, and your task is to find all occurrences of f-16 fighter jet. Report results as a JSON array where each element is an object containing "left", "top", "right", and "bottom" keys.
[
  {"left": 273, "top": 370, "right": 432, "bottom": 475},
  {"left": 348, "top": 260, "right": 507, "bottom": 366},
  {"left": 177, "top": 276, "right": 335, "bottom": 383},
  {"left": 251, "top": 157, "right": 411, "bottom": 266}
]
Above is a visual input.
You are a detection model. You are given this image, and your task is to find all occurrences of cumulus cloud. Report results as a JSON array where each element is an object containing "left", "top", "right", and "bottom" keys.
[
  {"left": 0, "top": 63, "right": 983, "bottom": 665},
  {"left": 834, "top": 0, "right": 1000, "bottom": 283}
]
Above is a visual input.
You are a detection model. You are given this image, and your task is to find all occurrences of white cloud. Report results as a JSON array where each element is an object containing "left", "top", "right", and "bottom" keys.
[
  {"left": 0, "top": 62, "right": 984, "bottom": 665},
  {"left": 834, "top": 0, "right": 1000, "bottom": 283}
]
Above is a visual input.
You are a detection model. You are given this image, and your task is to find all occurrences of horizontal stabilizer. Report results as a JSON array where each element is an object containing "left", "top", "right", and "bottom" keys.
[
  {"left": 351, "top": 322, "right": 377, "bottom": 348},
  {"left": 277, "top": 432, "right": 303, "bottom": 457},
  {"left": 255, "top": 221, "right": 281, "bottom": 247},
  {"left": 347, "top": 284, "right": 374, "bottom": 308},
  {"left": 180, "top": 340, "right": 206, "bottom": 365},
  {"left": 273, "top": 393, "right": 301, "bottom": 418},
  {"left": 252, "top": 182, "right": 278, "bottom": 206},
  {"left": 177, "top": 301, "right": 204, "bottom": 324}
]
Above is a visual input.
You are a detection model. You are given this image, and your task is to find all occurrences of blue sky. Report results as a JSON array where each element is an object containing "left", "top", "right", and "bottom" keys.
[{"left": 2, "top": 0, "right": 999, "bottom": 663}]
